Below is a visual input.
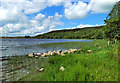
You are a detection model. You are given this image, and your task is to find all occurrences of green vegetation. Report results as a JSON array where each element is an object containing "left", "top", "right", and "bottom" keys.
[
  {"left": 2, "top": 40, "right": 118, "bottom": 81},
  {"left": 104, "top": 1, "right": 120, "bottom": 40},
  {"left": 21, "top": 40, "right": 118, "bottom": 81},
  {"left": 35, "top": 26, "right": 106, "bottom": 39}
]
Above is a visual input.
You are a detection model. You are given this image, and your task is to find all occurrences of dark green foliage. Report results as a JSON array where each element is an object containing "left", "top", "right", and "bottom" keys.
[
  {"left": 35, "top": 26, "right": 106, "bottom": 39},
  {"left": 104, "top": 1, "right": 120, "bottom": 40},
  {"left": 25, "top": 35, "right": 31, "bottom": 38}
]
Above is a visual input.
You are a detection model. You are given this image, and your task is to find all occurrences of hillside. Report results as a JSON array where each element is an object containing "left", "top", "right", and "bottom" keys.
[{"left": 35, "top": 25, "right": 106, "bottom": 39}]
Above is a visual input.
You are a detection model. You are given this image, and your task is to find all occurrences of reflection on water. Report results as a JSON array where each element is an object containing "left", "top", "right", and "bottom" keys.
[{"left": 0, "top": 39, "right": 91, "bottom": 56}]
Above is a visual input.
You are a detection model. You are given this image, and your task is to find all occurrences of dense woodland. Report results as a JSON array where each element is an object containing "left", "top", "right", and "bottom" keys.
[
  {"left": 35, "top": 1, "right": 120, "bottom": 40},
  {"left": 35, "top": 26, "right": 105, "bottom": 39}
]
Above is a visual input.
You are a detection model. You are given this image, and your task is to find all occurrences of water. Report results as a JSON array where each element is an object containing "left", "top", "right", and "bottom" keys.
[{"left": 0, "top": 39, "right": 91, "bottom": 56}]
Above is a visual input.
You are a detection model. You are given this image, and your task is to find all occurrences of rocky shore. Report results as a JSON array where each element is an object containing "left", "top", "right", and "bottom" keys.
[
  {"left": 28, "top": 49, "right": 79, "bottom": 57},
  {"left": 28, "top": 49, "right": 93, "bottom": 58}
]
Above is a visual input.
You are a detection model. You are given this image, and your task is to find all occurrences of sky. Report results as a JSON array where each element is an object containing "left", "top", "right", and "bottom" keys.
[{"left": 0, "top": 0, "right": 119, "bottom": 37}]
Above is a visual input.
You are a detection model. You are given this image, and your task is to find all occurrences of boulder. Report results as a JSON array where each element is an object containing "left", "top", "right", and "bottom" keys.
[
  {"left": 60, "top": 66, "right": 65, "bottom": 72},
  {"left": 35, "top": 56, "right": 39, "bottom": 58},
  {"left": 39, "top": 68, "right": 44, "bottom": 72},
  {"left": 48, "top": 51, "right": 56, "bottom": 56},
  {"left": 57, "top": 52, "right": 61, "bottom": 55},
  {"left": 57, "top": 50, "right": 62, "bottom": 55},
  {"left": 63, "top": 50, "right": 68, "bottom": 53},
  {"left": 53, "top": 51, "right": 56, "bottom": 53},
  {"left": 98, "top": 46, "right": 101, "bottom": 49},
  {"left": 87, "top": 50, "right": 92, "bottom": 53},
  {"left": 41, "top": 53, "right": 48, "bottom": 57},
  {"left": 50, "top": 51, "right": 56, "bottom": 56},
  {"left": 61, "top": 51, "right": 64, "bottom": 54},
  {"left": 57, "top": 50, "right": 62, "bottom": 53},
  {"left": 48, "top": 51, "right": 52, "bottom": 54},
  {"left": 70, "top": 49, "right": 77, "bottom": 53},
  {"left": 28, "top": 53, "right": 34, "bottom": 57},
  {"left": 36, "top": 53, "right": 41, "bottom": 56},
  {"left": 61, "top": 53, "right": 65, "bottom": 56},
  {"left": 67, "top": 50, "right": 72, "bottom": 54},
  {"left": 66, "top": 49, "right": 77, "bottom": 54}
]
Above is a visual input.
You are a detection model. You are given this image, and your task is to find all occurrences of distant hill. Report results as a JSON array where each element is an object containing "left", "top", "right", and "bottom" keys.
[{"left": 35, "top": 25, "right": 106, "bottom": 39}]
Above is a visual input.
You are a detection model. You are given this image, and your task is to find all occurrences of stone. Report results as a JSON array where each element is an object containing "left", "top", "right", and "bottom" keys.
[
  {"left": 64, "top": 50, "right": 68, "bottom": 53},
  {"left": 87, "top": 50, "right": 92, "bottom": 53},
  {"left": 35, "top": 56, "right": 39, "bottom": 58},
  {"left": 61, "top": 51, "right": 64, "bottom": 54},
  {"left": 60, "top": 66, "right": 65, "bottom": 72},
  {"left": 98, "top": 46, "right": 101, "bottom": 49},
  {"left": 66, "top": 49, "right": 78, "bottom": 54},
  {"left": 67, "top": 50, "right": 72, "bottom": 53},
  {"left": 39, "top": 68, "right": 44, "bottom": 72},
  {"left": 48, "top": 51, "right": 56, "bottom": 56},
  {"left": 57, "top": 50, "right": 62, "bottom": 53},
  {"left": 50, "top": 51, "right": 56, "bottom": 56},
  {"left": 41, "top": 53, "right": 48, "bottom": 57},
  {"left": 48, "top": 51, "right": 52, "bottom": 54},
  {"left": 53, "top": 51, "right": 56, "bottom": 54},
  {"left": 61, "top": 53, "right": 65, "bottom": 56},
  {"left": 36, "top": 53, "right": 41, "bottom": 56},
  {"left": 70, "top": 49, "right": 77, "bottom": 52},
  {"left": 57, "top": 50, "right": 62, "bottom": 55},
  {"left": 28, "top": 53, "right": 34, "bottom": 57}
]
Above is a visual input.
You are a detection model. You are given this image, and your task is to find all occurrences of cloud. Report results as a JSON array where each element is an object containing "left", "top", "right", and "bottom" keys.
[
  {"left": 34, "top": 13, "right": 46, "bottom": 21},
  {"left": 87, "top": 0, "right": 120, "bottom": 13},
  {"left": 64, "top": 1, "right": 88, "bottom": 19},
  {"left": 23, "top": 0, "right": 48, "bottom": 14},
  {"left": 0, "top": 13, "right": 63, "bottom": 36},
  {"left": 0, "top": 0, "right": 119, "bottom": 36},
  {"left": 47, "top": 0, "right": 65, "bottom": 6},
  {"left": 0, "top": 2, "right": 26, "bottom": 23},
  {"left": 22, "top": 13, "right": 63, "bottom": 36},
  {"left": 0, "top": 0, "right": 68, "bottom": 15},
  {"left": 0, "top": 0, "right": 65, "bottom": 36},
  {"left": 64, "top": 0, "right": 119, "bottom": 19},
  {"left": 72, "top": 24, "right": 102, "bottom": 29}
]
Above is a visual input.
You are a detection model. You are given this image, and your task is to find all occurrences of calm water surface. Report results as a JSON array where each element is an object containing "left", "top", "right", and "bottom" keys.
[{"left": 0, "top": 39, "right": 92, "bottom": 56}]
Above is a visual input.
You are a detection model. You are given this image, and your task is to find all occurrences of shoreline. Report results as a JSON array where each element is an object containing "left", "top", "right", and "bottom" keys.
[
  {"left": 1, "top": 40, "right": 118, "bottom": 81},
  {"left": 1, "top": 39, "right": 93, "bottom": 57}
]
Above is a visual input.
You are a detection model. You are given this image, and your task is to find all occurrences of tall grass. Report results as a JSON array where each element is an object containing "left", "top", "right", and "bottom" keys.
[{"left": 17, "top": 39, "right": 118, "bottom": 81}]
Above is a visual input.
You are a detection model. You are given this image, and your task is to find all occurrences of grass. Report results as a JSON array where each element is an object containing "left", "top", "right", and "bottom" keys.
[{"left": 2, "top": 39, "right": 119, "bottom": 81}]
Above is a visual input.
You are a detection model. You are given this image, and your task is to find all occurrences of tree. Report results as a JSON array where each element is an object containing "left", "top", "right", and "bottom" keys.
[{"left": 104, "top": 1, "right": 120, "bottom": 40}]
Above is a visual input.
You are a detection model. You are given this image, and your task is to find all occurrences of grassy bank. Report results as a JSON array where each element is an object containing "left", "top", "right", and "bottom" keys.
[{"left": 2, "top": 39, "right": 118, "bottom": 81}]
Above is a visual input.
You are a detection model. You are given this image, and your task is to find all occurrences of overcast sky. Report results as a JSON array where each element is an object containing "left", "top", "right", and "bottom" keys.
[{"left": 0, "top": 0, "right": 119, "bottom": 36}]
